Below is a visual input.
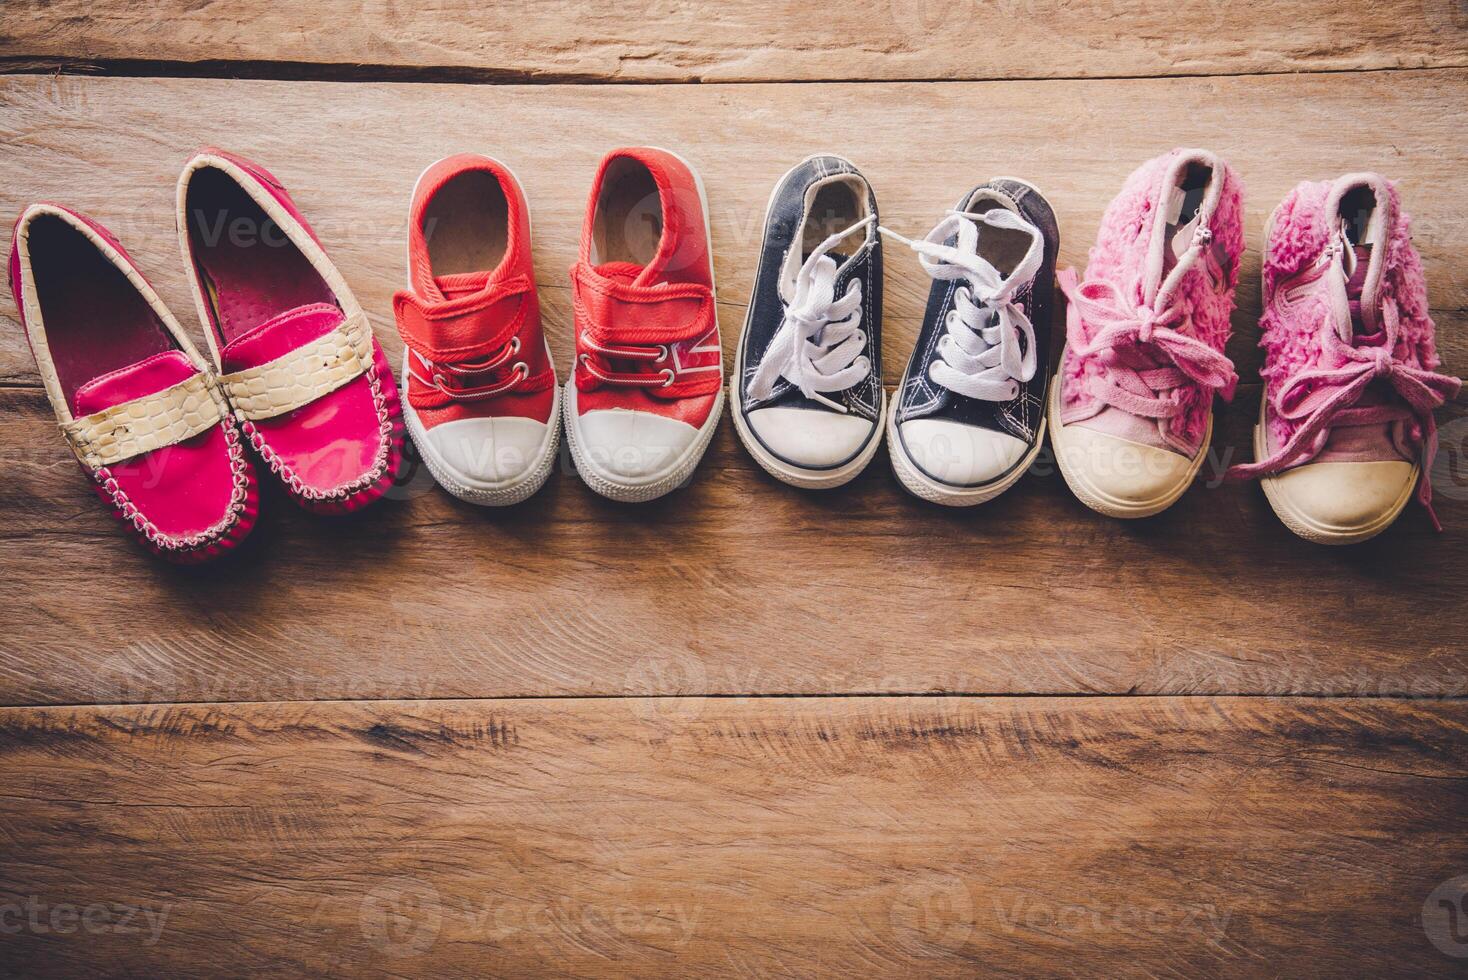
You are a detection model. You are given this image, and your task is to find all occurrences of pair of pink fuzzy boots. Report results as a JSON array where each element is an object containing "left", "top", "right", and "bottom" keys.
[
  {"left": 1051, "top": 148, "right": 1460, "bottom": 544},
  {"left": 9, "top": 150, "right": 405, "bottom": 562}
]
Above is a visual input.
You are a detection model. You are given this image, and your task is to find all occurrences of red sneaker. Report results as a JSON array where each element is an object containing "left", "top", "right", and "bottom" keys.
[
  {"left": 177, "top": 149, "right": 404, "bottom": 515},
  {"left": 564, "top": 147, "right": 724, "bottom": 502},
  {"left": 393, "top": 155, "right": 559, "bottom": 506}
]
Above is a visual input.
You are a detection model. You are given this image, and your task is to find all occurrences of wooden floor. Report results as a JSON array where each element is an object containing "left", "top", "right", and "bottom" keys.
[{"left": 1, "top": 3, "right": 1466, "bottom": 976}]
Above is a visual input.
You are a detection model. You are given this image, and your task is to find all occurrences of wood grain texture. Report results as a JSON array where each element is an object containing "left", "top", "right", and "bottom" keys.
[
  {"left": 3, "top": 384, "right": 1466, "bottom": 706},
  {"left": 1, "top": 71, "right": 1465, "bottom": 391},
  {"left": 0, "top": 696, "right": 1464, "bottom": 976},
  {"left": 1, "top": 0, "right": 1465, "bottom": 82}
]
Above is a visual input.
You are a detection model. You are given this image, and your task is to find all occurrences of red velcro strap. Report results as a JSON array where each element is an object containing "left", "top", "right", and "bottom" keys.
[
  {"left": 393, "top": 274, "right": 531, "bottom": 362},
  {"left": 572, "top": 262, "right": 713, "bottom": 346}
]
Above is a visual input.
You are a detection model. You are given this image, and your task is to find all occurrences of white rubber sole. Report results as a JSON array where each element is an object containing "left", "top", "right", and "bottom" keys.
[
  {"left": 400, "top": 346, "right": 562, "bottom": 507},
  {"left": 730, "top": 381, "right": 886, "bottom": 490},
  {"left": 564, "top": 145, "right": 724, "bottom": 503},
  {"left": 887, "top": 399, "right": 1047, "bottom": 507},
  {"left": 564, "top": 382, "right": 724, "bottom": 503},
  {"left": 1253, "top": 402, "right": 1414, "bottom": 546},
  {"left": 1047, "top": 359, "right": 1210, "bottom": 518},
  {"left": 730, "top": 153, "right": 884, "bottom": 490},
  {"left": 398, "top": 153, "right": 561, "bottom": 506}
]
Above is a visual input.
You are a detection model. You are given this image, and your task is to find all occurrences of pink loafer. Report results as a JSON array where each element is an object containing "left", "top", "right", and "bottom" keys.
[
  {"left": 176, "top": 148, "right": 403, "bottom": 514},
  {"left": 9, "top": 204, "right": 258, "bottom": 562}
]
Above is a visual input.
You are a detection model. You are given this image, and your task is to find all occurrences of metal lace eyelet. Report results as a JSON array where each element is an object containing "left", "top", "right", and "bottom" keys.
[
  {"left": 512, "top": 361, "right": 529, "bottom": 379},
  {"left": 659, "top": 368, "right": 675, "bottom": 387},
  {"left": 655, "top": 344, "right": 670, "bottom": 363}
]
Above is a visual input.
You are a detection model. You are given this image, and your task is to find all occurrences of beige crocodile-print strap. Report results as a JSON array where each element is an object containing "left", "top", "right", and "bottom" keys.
[
  {"left": 219, "top": 311, "right": 375, "bottom": 422},
  {"left": 60, "top": 372, "right": 229, "bottom": 469}
]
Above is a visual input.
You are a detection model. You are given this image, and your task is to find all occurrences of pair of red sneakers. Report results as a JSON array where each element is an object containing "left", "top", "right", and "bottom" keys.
[{"left": 393, "top": 147, "right": 723, "bottom": 505}]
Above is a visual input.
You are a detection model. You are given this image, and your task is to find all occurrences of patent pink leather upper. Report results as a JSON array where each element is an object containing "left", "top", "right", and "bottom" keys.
[
  {"left": 8, "top": 203, "right": 257, "bottom": 562},
  {"left": 220, "top": 303, "right": 393, "bottom": 499},
  {"left": 178, "top": 149, "right": 403, "bottom": 514}
]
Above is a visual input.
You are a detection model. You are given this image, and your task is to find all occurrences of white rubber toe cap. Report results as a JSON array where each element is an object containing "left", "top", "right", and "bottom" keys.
[
  {"left": 1268, "top": 459, "right": 1415, "bottom": 534},
  {"left": 574, "top": 408, "right": 699, "bottom": 480},
  {"left": 898, "top": 418, "right": 1028, "bottom": 486},
  {"left": 746, "top": 406, "right": 876, "bottom": 468},
  {"left": 425, "top": 415, "right": 550, "bottom": 487},
  {"left": 1055, "top": 425, "right": 1196, "bottom": 510}
]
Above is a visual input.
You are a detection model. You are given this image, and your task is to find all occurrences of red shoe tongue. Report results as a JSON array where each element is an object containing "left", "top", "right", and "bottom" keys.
[
  {"left": 595, "top": 261, "right": 644, "bottom": 285},
  {"left": 221, "top": 303, "right": 345, "bottom": 372},
  {"left": 73, "top": 350, "right": 198, "bottom": 416},
  {"left": 434, "top": 271, "right": 491, "bottom": 301}
]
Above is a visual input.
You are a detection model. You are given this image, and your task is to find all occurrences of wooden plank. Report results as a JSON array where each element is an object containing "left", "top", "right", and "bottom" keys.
[
  {"left": 0, "top": 695, "right": 1463, "bottom": 976},
  {"left": 3, "top": 383, "right": 1466, "bottom": 705},
  {"left": 1, "top": 0, "right": 1465, "bottom": 82},
  {"left": 1, "top": 71, "right": 1465, "bottom": 389}
]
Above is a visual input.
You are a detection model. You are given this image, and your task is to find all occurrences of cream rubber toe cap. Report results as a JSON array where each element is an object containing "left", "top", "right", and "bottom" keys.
[
  {"left": 425, "top": 415, "right": 550, "bottom": 487},
  {"left": 745, "top": 406, "right": 876, "bottom": 468},
  {"left": 1054, "top": 424, "right": 1198, "bottom": 515},
  {"left": 897, "top": 418, "right": 1028, "bottom": 486},
  {"left": 1265, "top": 459, "right": 1415, "bottom": 542},
  {"left": 573, "top": 408, "right": 699, "bottom": 480}
]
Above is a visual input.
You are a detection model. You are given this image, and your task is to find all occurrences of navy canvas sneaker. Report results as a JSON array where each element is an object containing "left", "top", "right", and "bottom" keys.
[
  {"left": 731, "top": 155, "right": 883, "bottom": 489},
  {"left": 885, "top": 179, "right": 1059, "bottom": 506}
]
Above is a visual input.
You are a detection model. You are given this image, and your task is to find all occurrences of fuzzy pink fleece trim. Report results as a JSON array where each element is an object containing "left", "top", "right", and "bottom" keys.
[
  {"left": 1061, "top": 148, "right": 1244, "bottom": 451},
  {"left": 1256, "top": 177, "right": 1447, "bottom": 452}
]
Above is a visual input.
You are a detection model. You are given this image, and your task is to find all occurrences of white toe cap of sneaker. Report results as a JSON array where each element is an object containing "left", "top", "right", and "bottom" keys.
[
  {"left": 425, "top": 416, "right": 550, "bottom": 486},
  {"left": 898, "top": 418, "right": 1028, "bottom": 485},
  {"left": 1269, "top": 459, "right": 1416, "bottom": 532},
  {"left": 746, "top": 407, "right": 875, "bottom": 468},
  {"left": 575, "top": 409, "right": 699, "bottom": 479},
  {"left": 1055, "top": 425, "right": 1196, "bottom": 508}
]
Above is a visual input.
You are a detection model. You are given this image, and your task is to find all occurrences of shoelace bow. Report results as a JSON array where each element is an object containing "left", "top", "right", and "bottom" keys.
[
  {"left": 882, "top": 209, "right": 1043, "bottom": 401},
  {"left": 1227, "top": 236, "right": 1462, "bottom": 528},
  {"left": 748, "top": 215, "right": 875, "bottom": 411},
  {"left": 1058, "top": 228, "right": 1238, "bottom": 451},
  {"left": 404, "top": 273, "right": 536, "bottom": 402}
]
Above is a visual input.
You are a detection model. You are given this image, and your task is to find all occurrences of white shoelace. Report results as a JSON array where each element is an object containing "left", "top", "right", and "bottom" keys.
[
  {"left": 748, "top": 215, "right": 876, "bottom": 412},
  {"left": 882, "top": 209, "right": 1043, "bottom": 402}
]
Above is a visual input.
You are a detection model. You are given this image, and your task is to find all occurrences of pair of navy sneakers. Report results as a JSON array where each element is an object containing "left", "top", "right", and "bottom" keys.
[{"left": 731, "top": 154, "right": 1059, "bottom": 505}]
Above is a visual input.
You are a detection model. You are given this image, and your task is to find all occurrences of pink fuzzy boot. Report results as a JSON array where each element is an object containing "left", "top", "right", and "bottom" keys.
[
  {"left": 1049, "top": 148, "right": 1244, "bottom": 518},
  {"left": 1228, "top": 174, "right": 1460, "bottom": 543}
]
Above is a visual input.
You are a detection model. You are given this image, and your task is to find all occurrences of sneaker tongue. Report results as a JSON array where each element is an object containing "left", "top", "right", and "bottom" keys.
[
  {"left": 221, "top": 303, "right": 345, "bottom": 373},
  {"left": 1168, "top": 214, "right": 1200, "bottom": 265},
  {"left": 73, "top": 350, "right": 197, "bottom": 417},
  {"left": 434, "top": 271, "right": 491, "bottom": 301},
  {"left": 1345, "top": 244, "right": 1371, "bottom": 335},
  {"left": 1325, "top": 243, "right": 1400, "bottom": 459},
  {"left": 589, "top": 261, "right": 643, "bottom": 287}
]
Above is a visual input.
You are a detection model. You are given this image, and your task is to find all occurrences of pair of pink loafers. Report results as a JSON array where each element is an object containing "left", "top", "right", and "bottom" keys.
[{"left": 8, "top": 149, "right": 404, "bottom": 562}]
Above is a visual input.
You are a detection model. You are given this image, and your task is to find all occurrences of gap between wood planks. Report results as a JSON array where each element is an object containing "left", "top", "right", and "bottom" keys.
[
  {"left": 9, "top": 692, "right": 1468, "bottom": 711},
  {"left": 3, "top": 58, "right": 1467, "bottom": 87}
]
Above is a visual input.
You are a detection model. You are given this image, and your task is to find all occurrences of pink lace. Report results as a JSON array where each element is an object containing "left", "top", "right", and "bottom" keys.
[
  {"left": 1228, "top": 296, "right": 1461, "bottom": 529},
  {"left": 1059, "top": 267, "right": 1238, "bottom": 452}
]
